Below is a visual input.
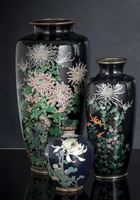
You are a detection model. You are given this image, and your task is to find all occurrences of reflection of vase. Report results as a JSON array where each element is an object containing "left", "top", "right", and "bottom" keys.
[
  {"left": 86, "top": 58, "right": 135, "bottom": 179},
  {"left": 91, "top": 178, "right": 131, "bottom": 200},
  {"left": 45, "top": 126, "right": 93, "bottom": 192},
  {"left": 24, "top": 173, "right": 54, "bottom": 200},
  {"left": 16, "top": 18, "right": 89, "bottom": 174},
  {"left": 53, "top": 191, "right": 89, "bottom": 200}
]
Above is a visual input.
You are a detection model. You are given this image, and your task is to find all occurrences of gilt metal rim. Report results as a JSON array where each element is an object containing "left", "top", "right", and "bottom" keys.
[
  {"left": 96, "top": 57, "right": 127, "bottom": 64},
  {"left": 30, "top": 167, "right": 48, "bottom": 175},
  {"left": 30, "top": 18, "right": 78, "bottom": 25},
  {"left": 56, "top": 186, "right": 83, "bottom": 192},
  {"left": 95, "top": 173, "right": 128, "bottom": 180}
]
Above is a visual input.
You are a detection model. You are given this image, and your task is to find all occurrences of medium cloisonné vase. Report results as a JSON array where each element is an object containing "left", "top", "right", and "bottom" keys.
[
  {"left": 45, "top": 127, "right": 93, "bottom": 192},
  {"left": 16, "top": 19, "right": 89, "bottom": 174},
  {"left": 86, "top": 57, "right": 135, "bottom": 179}
]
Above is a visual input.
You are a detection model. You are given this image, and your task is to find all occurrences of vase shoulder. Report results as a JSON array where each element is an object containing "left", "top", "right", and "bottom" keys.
[
  {"left": 17, "top": 32, "right": 88, "bottom": 44},
  {"left": 88, "top": 74, "right": 135, "bottom": 85}
]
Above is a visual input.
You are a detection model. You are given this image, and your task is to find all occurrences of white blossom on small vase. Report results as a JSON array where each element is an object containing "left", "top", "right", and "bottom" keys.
[
  {"left": 119, "top": 100, "right": 133, "bottom": 111},
  {"left": 52, "top": 138, "right": 87, "bottom": 163},
  {"left": 94, "top": 83, "right": 124, "bottom": 105}
]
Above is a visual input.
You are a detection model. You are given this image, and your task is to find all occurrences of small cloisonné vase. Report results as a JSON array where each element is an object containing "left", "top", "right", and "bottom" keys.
[
  {"left": 45, "top": 127, "right": 93, "bottom": 192},
  {"left": 16, "top": 18, "right": 89, "bottom": 174},
  {"left": 86, "top": 57, "right": 135, "bottom": 179}
]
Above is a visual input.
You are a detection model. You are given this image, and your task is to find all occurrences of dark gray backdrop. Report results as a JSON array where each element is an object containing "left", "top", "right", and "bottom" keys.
[{"left": 1, "top": 0, "right": 140, "bottom": 148}]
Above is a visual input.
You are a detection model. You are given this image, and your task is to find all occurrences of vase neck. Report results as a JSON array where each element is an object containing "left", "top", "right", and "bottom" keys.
[
  {"left": 30, "top": 18, "right": 77, "bottom": 35},
  {"left": 96, "top": 58, "right": 127, "bottom": 76},
  {"left": 62, "top": 126, "right": 76, "bottom": 137}
]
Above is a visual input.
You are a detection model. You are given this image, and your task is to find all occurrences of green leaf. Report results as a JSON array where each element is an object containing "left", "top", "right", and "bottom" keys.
[
  {"left": 48, "top": 124, "right": 62, "bottom": 137},
  {"left": 31, "top": 108, "right": 42, "bottom": 118},
  {"left": 46, "top": 104, "right": 57, "bottom": 113},
  {"left": 23, "top": 86, "right": 32, "bottom": 95}
]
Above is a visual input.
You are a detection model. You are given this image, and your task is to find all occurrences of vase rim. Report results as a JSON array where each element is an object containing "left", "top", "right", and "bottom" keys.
[
  {"left": 30, "top": 18, "right": 78, "bottom": 26},
  {"left": 62, "top": 126, "right": 77, "bottom": 131},
  {"left": 96, "top": 57, "right": 127, "bottom": 65}
]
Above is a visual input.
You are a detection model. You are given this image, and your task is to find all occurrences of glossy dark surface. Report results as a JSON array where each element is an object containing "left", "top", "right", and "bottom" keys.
[
  {"left": 86, "top": 60, "right": 135, "bottom": 178},
  {"left": 0, "top": 149, "right": 139, "bottom": 200},
  {"left": 16, "top": 20, "right": 89, "bottom": 172},
  {"left": 46, "top": 134, "right": 93, "bottom": 190}
]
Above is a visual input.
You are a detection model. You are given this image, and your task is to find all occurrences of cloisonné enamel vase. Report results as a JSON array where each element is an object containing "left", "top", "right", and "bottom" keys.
[
  {"left": 86, "top": 58, "right": 135, "bottom": 179},
  {"left": 16, "top": 19, "right": 89, "bottom": 174},
  {"left": 45, "top": 127, "right": 93, "bottom": 192}
]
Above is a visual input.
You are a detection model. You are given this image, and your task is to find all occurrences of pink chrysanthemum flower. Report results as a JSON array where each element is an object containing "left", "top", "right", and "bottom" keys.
[
  {"left": 28, "top": 72, "right": 55, "bottom": 96},
  {"left": 48, "top": 82, "right": 72, "bottom": 111},
  {"left": 25, "top": 94, "right": 40, "bottom": 104}
]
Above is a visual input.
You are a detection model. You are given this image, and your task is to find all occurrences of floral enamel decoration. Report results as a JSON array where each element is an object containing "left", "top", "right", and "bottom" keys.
[
  {"left": 17, "top": 42, "right": 87, "bottom": 172},
  {"left": 48, "top": 82, "right": 72, "bottom": 111},
  {"left": 119, "top": 100, "right": 133, "bottom": 111},
  {"left": 27, "top": 44, "right": 58, "bottom": 66},
  {"left": 87, "top": 83, "right": 133, "bottom": 175},
  {"left": 91, "top": 83, "right": 124, "bottom": 105},
  {"left": 45, "top": 136, "right": 90, "bottom": 189},
  {"left": 67, "top": 62, "right": 87, "bottom": 85},
  {"left": 28, "top": 72, "right": 55, "bottom": 96},
  {"left": 52, "top": 138, "right": 87, "bottom": 163}
]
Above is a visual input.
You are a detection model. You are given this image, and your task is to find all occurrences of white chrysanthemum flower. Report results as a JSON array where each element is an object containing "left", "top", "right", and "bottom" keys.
[
  {"left": 27, "top": 44, "right": 58, "bottom": 66},
  {"left": 67, "top": 62, "right": 87, "bottom": 85},
  {"left": 52, "top": 138, "right": 87, "bottom": 163},
  {"left": 119, "top": 100, "right": 133, "bottom": 111},
  {"left": 95, "top": 83, "right": 124, "bottom": 105}
]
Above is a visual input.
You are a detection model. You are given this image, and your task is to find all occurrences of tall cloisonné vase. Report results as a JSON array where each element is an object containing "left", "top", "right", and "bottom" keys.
[
  {"left": 16, "top": 19, "right": 89, "bottom": 174},
  {"left": 86, "top": 58, "right": 135, "bottom": 179}
]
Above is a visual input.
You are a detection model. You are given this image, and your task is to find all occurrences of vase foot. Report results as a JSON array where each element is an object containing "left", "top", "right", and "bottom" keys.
[
  {"left": 95, "top": 173, "right": 128, "bottom": 180},
  {"left": 30, "top": 167, "right": 48, "bottom": 175},
  {"left": 56, "top": 186, "right": 83, "bottom": 193}
]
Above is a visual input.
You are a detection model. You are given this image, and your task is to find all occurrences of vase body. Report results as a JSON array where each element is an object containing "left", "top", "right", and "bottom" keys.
[
  {"left": 45, "top": 128, "right": 93, "bottom": 192},
  {"left": 86, "top": 58, "right": 135, "bottom": 179},
  {"left": 16, "top": 19, "right": 89, "bottom": 174},
  {"left": 91, "top": 178, "right": 130, "bottom": 200}
]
